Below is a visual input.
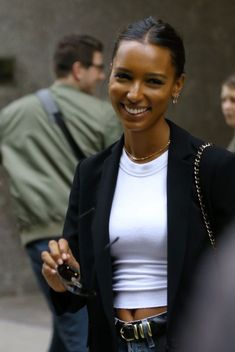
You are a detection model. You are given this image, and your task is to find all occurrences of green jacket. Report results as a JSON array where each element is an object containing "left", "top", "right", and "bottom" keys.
[{"left": 0, "top": 83, "right": 122, "bottom": 245}]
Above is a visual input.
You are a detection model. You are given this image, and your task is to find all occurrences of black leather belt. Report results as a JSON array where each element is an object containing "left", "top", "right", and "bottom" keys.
[{"left": 115, "top": 313, "right": 167, "bottom": 342}]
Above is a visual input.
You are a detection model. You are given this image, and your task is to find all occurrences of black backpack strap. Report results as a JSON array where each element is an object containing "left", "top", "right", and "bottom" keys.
[{"left": 36, "top": 88, "right": 85, "bottom": 160}]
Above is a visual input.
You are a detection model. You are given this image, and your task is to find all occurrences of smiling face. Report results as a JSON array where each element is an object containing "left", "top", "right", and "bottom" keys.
[
  {"left": 108, "top": 40, "right": 184, "bottom": 134},
  {"left": 221, "top": 84, "right": 235, "bottom": 129}
]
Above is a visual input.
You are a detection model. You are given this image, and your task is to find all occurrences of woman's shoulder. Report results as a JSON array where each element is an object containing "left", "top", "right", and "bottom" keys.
[
  {"left": 197, "top": 142, "right": 235, "bottom": 191},
  {"left": 201, "top": 143, "right": 235, "bottom": 167},
  {"left": 170, "top": 119, "right": 234, "bottom": 159}
]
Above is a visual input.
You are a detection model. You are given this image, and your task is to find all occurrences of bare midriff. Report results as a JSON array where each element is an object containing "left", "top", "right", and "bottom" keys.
[{"left": 116, "top": 306, "right": 167, "bottom": 321}]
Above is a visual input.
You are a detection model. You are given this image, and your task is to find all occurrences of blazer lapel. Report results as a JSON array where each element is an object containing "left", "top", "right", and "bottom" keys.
[
  {"left": 92, "top": 137, "right": 123, "bottom": 326},
  {"left": 167, "top": 121, "right": 194, "bottom": 316}
]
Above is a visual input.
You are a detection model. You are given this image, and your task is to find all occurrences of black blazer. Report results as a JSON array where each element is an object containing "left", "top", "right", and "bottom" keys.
[{"left": 52, "top": 120, "right": 235, "bottom": 351}]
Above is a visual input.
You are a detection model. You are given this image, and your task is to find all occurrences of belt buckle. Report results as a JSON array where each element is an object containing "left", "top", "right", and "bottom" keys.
[
  {"left": 146, "top": 321, "right": 153, "bottom": 337},
  {"left": 120, "top": 323, "right": 137, "bottom": 342}
]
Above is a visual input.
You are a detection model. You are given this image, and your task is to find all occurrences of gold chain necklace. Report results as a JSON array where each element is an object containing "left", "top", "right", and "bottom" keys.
[{"left": 124, "top": 139, "right": 171, "bottom": 162}]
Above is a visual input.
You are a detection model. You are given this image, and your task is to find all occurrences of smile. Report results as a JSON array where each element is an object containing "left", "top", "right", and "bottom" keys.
[{"left": 123, "top": 104, "right": 150, "bottom": 115}]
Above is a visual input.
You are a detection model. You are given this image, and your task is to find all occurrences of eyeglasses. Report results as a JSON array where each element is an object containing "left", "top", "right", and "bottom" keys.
[
  {"left": 83, "top": 62, "right": 104, "bottom": 71},
  {"left": 90, "top": 63, "right": 104, "bottom": 71}
]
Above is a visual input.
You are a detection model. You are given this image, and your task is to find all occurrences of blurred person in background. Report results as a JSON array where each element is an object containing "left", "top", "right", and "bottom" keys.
[
  {"left": 221, "top": 73, "right": 235, "bottom": 151},
  {"left": 0, "top": 33, "right": 122, "bottom": 352},
  {"left": 181, "top": 223, "right": 235, "bottom": 352}
]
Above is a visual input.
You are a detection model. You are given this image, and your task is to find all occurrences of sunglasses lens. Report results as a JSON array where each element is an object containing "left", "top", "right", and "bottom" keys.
[
  {"left": 57, "top": 264, "right": 80, "bottom": 282},
  {"left": 57, "top": 263, "right": 96, "bottom": 297}
]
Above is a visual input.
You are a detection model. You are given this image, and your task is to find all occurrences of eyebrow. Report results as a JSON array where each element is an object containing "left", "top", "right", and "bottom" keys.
[
  {"left": 114, "top": 67, "right": 167, "bottom": 79},
  {"left": 114, "top": 67, "right": 131, "bottom": 73},
  {"left": 145, "top": 73, "right": 167, "bottom": 80}
]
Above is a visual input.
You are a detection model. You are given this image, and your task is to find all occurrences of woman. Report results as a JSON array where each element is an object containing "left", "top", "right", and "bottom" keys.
[
  {"left": 41, "top": 17, "right": 235, "bottom": 351},
  {"left": 221, "top": 74, "right": 235, "bottom": 151}
]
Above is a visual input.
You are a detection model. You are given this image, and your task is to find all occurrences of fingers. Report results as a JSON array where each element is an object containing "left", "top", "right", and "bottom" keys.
[
  {"left": 41, "top": 237, "right": 79, "bottom": 271},
  {"left": 42, "top": 262, "right": 57, "bottom": 276},
  {"left": 41, "top": 238, "right": 72, "bottom": 293},
  {"left": 57, "top": 238, "right": 80, "bottom": 270},
  {"left": 41, "top": 237, "right": 80, "bottom": 293},
  {"left": 47, "top": 238, "right": 69, "bottom": 265},
  {"left": 41, "top": 261, "right": 67, "bottom": 293},
  {"left": 41, "top": 238, "right": 67, "bottom": 271}
]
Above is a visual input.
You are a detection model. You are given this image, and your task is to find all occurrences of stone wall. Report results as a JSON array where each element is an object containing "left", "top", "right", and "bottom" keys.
[{"left": 0, "top": 0, "right": 234, "bottom": 294}]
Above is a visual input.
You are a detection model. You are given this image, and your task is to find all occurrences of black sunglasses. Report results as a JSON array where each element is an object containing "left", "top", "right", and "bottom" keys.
[
  {"left": 57, "top": 264, "right": 96, "bottom": 297},
  {"left": 57, "top": 236, "right": 119, "bottom": 297}
]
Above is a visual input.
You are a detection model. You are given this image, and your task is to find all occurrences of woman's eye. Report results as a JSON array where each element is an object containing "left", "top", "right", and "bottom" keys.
[
  {"left": 114, "top": 72, "right": 131, "bottom": 80},
  {"left": 147, "top": 78, "right": 164, "bottom": 85}
]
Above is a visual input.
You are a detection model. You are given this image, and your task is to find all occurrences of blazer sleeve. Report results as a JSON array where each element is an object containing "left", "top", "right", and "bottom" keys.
[
  {"left": 63, "top": 163, "right": 80, "bottom": 237},
  {"left": 50, "top": 162, "right": 87, "bottom": 315},
  {"left": 62, "top": 161, "right": 83, "bottom": 260},
  {"left": 201, "top": 147, "right": 235, "bottom": 238}
]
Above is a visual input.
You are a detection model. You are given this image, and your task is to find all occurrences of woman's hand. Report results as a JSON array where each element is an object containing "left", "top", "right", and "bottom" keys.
[{"left": 41, "top": 238, "right": 80, "bottom": 293}]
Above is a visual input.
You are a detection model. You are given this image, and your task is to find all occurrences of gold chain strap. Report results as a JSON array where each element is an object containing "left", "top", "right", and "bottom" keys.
[{"left": 194, "top": 142, "right": 216, "bottom": 249}]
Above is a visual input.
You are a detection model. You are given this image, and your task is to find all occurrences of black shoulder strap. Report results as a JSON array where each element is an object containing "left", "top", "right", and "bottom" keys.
[{"left": 36, "top": 88, "right": 85, "bottom": 160}]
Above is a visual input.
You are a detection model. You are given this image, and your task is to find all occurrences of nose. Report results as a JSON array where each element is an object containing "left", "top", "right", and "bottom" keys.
[
  {"left": 222, "top": 99, "right": 232, "bottom": 110},
  {"left": 126, "top": 82, "right": 143, "bottom": 102}
]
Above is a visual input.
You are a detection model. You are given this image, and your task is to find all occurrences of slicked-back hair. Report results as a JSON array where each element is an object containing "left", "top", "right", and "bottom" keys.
[{"left": 111, "top": 17, "right": 185, "bottom": 78}]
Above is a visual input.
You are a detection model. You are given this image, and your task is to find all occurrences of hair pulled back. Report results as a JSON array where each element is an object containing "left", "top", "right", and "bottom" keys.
[{"left": 112, "top": 17, "right": 185, "bottom": 78}]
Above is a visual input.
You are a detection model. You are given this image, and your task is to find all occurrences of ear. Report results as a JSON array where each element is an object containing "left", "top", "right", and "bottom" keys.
[
  {"left": 172, "top": 73, "right": 185, "bottom": 97},
  {"left": 71, "top": 61, "right": 84, "bottom": 81}
]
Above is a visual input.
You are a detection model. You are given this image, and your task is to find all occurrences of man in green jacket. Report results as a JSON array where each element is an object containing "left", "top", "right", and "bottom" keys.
[{"left": 0, "top": 34, "right": 122, "bottom": 352}]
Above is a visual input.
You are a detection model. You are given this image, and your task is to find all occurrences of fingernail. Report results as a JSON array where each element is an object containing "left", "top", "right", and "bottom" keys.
[
  {"left": 62, "top": 253, "right": 67, "bottom": 260},
  {"left": 57, "top": 258, "right": 63, "bottom": 265}
]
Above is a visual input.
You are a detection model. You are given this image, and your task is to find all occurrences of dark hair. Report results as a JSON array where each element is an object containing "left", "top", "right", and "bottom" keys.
[
  {"left": 54, "top": 34, "right": 103, "bottom": 78},
  {"left": 222, "top": 74, "right": 235, "bottom": 89},
  {"left": 112, "top": 17, "right": 185, "bottom": 78}
]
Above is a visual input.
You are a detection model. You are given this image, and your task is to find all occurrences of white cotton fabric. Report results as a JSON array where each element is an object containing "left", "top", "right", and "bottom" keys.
[{"left": 109, "top": 148, "right": 168, "bottom": 309}]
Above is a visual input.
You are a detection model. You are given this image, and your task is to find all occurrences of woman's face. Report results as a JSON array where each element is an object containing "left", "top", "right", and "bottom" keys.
[
  {"left": 221, "top": 85, "right": 235, "bottom": 129},
  {"left": 108, "top": 40, "right": 184, "bottom": 133}
]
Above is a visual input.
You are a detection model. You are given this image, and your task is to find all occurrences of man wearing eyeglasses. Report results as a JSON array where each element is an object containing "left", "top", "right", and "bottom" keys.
[
  {"left": 59, "top": 36, "right": 105, "bottom": 95},
  {"left": 0, "top": 34, "right": 122, "bottom": 352}
]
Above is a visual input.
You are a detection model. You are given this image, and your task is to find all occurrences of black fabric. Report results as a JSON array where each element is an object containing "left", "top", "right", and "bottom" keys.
[{"left": 51, "top": 120, "right": 235, "bottom": 352}]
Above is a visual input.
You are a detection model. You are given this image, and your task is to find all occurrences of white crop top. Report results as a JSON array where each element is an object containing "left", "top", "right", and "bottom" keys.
[{"left": 109, "top": 148, "right": 168, "bottom": 309}]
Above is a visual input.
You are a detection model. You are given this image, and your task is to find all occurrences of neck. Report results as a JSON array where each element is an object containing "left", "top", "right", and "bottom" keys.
[
  {"left": 55, "top": 76, "right": 80, "bottom": 90},
  {"left": 124, "top": 119, "right": 170, "bottom": 162},
  {"left": 124, "top": 139, "right": 170, "bottom": 163}
]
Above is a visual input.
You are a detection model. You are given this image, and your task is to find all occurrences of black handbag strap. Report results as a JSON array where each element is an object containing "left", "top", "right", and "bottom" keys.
[{"left": 36, "top": 88, "right": 85, "bottom": 160}]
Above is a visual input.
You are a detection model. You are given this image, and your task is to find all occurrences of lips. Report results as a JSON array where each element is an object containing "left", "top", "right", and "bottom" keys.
[{"left": 224, "top": 112, "right": 235, "bottom": 118}]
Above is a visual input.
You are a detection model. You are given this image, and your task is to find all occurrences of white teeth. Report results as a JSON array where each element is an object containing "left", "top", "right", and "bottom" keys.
[{"left": 124, "top": 105, "right": 148, "bottom": 115}]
